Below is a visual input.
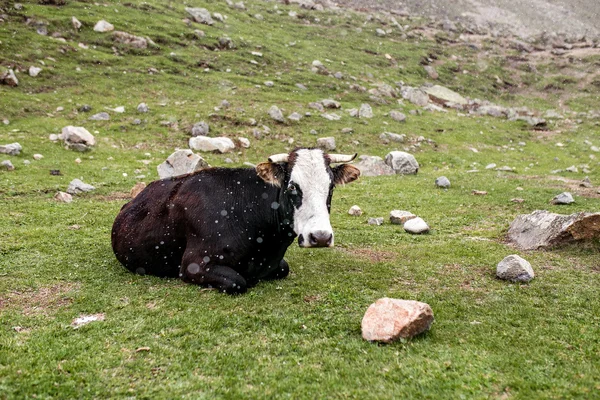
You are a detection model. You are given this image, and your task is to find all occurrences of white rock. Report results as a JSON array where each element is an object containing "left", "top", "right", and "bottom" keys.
[
  {"left": 189, "top": 136, "right": 235, "bottom": 153},
  {"left": 29, "top": 66, "right": 42, "bottom": 77},
  {"left": 368, "top": 217, "right": 384, "bottom": 226},
  {"left": 185, "top": 7, "right": 214, "bottom": 25},
  {"left": 379, "top": 132, "right": 406, "bottom": 143},
  {"left": 390, "top": 210, "right": 416, "bottom": 225},
  {"left": 137, "top": 103, "right": 149, "bottom": 113},
  {"left": 238, "top": 137, "right": 250, "bottom": 148},
  {"left": 0, "top": 69, "right": 18, "bottom": 86},
  {"left": 54, "top": 191, "right": 73, "bottom": 203},
  {"left": 348, "top": 205, "right": 363, "bottom": 216},
  {"left": 67, "top": 179, "right": 96, "bottom": 195},
  {"left": 359, "top": 103, "right": 373, "bottom": 118},
  {"left": 33, "top": 154, "right": 43, "bottom": 160},
  {"left": 288, "top": 112, "right": 302, "bottom": 122},
  {"left": 496, "top": 255, "right": 534, "bottom": 283},
  {"left": 72, "top": 16, "right": 82, "bottom": 30},
  {"left": 321, "top": 99, "right": 341, "bottom": 109},
  {"left": 389, "top": 110, "right": 406, "bottom": 122},
  {"left": 404, "top": 217, "right": 429, "bottom": 234},
  {"left": 1, "top": 160, "right": 15, "bottom": 171},
  {"left": 268, "top": 105, "right": 285, "bottom": 123},
  {"left": 551, "top": 192, "right": 574, "bottom": 205},
  {"left": 361, "top": 298, "right": 434, "bottom": 343},
  {"left": 61, "top": 126, "right": 96, "bottom": 147},
  {"left": 0, "top": 142, "right": 22, "bottom": 156},
  {"left": 157, "top": 149, "right": 209, "bottom": 179},
  {"left": 321, "top": 113, "right": 341, "bottom": 121},
  {"left": 89, "top": 112, "right": 109, "bottom": 121},
  {"left": 94, "top": 20, "right": 114, "bottom": 32}
]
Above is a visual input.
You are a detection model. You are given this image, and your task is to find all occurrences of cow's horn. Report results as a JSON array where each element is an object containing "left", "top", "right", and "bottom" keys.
[
  {"left": 268, "top": 153, "right": 289, "bottom": 163},
  {"left": 328, "top": 153, "right": 357, "bottom": 163}
]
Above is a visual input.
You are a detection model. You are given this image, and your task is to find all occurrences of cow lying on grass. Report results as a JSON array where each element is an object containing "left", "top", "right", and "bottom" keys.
[{"left": 112, "top": 148, "right": 360, "bottom": 294}]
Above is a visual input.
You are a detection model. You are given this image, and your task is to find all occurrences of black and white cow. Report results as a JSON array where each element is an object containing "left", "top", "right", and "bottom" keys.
[{"left": 111, "top": 148, "right": 360, "bottom": 294}]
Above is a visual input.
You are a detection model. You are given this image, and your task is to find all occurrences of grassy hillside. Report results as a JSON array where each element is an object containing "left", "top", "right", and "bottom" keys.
[{"left": 1, "top": 0, "right": 599, "bottom": 398}]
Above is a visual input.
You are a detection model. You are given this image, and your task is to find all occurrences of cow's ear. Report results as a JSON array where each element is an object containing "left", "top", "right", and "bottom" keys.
[
  {"left": 332, "top": 164, "right": 360, "bottom": 185},
  {"left": 256, "top": 162, "right": 286, "bottom": 187}
]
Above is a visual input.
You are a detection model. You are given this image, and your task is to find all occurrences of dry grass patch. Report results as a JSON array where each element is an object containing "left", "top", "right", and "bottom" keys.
[{"left": 0, "top": 282, "right": 80, "bottom": 316}]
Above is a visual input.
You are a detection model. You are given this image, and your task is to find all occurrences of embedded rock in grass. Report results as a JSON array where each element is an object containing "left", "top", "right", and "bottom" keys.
[
  {"left": 1, "top": 160, "right": 15, "bottom": 171},
  {"left": 404, "top": 217, "right": 429, "bottom": 234},
  {"left": 316, "top": 137, "right": 336, "bottom": 151},
  {"left": 423, "top": 85, "right": 467, "bottom": 106},
  {"left": 424, "top": 65, "right": 438, "bottom": 80},
  {"left": 508, "top": 210, "right": 600, "bottom": 250},
  {"left": 359, "top": 103, "right": 373, "bottom": 118},
  {"left": 54, "top": 191, "right": 73, "bottom": 203},
  {"left": 384, "top": 151, "right": 419, "bottom": 175},
  {"left": 354, "top": 155, "right": 394, "bottom": 177},
  {"left": 362, "top": 298, "right": 434, "bottom": 343},
  {"left": 401, "top": 86, "right": 429, "bottom": 107},
  {"left": 29, "top": 66, "right": 42, "bottom": 77},
  {"left": 348, "top": 205, "right": 363, "bottom": 216},
  {"left": 238, "top": 137, "right": 250, "bottom": 148},
  {"left": 435, "top": 176, "right": 451, "bottom": 188},
  {"left": 67, "top": 179, "right": 95, "bottom": 195},
  {"left": 190, "top": 121, "right": 209, "bottom": 137},
  {"left": 72, "top": 16, "right": 82, "bottom": 30},
  {"left": 189, "top": 136, "right": 235, "bottom": 154},
  {"left": 33, "top": 154, "right": 43, "bottom": 160},
  {"left": 368, "top": 217, "right": 384, "bottom": 226},
  {"left": 113, "top": 31, "right": 148, "bottom": 49},
  {"left": 390, "top": 210, "right": 416, "bottom": 225},
  {"left": 1, "top": 69, "right": 19, "bottom": 86},
  {"left": 157, "top": 149, "right": 209, "bottom": 179},
  {"left": 268, "top": 105, "right": 285, "bottom": 123},
  {"left": 186, "top": 8, "right": 214, "bottom": 25},
  {"left": 89, "top": 112, "right": 109, "bottom": 121},
  {"left": 389, "top": 110, "right": 406, "bottom": 122},
  {"left": 61, "top": 126, "right": 95, "bottom": 151},
  {"left": 288, "top": 112, "right": 302, "bottom": 122},
  {"left": 320, "top": 99, "right": 341, "bottom": 109},
  {"left": 0, "top": 142, "right": 22, "bottom": 156},
  {"left": 130, "top": 182, "right": 147, "bottom": 199},
  {"left": 375, "top": 28, "right": 386, "bottom": 37},
  {"left": 379, "top": 132, "right": 406, "bottom": 143},
  {"left": 137, "top": 103, "right": 149, "bottom": 113},
  {"left": 321, "top": 113, "right": 341, "bottom": 121},
  {"left": 94, "top": 20, "right": 114, "bottom": 32},
  {"left": 551, "top": 192, "right": 574, "bottom": 205},
  {"left": 496, "top": 255, "right": 534, "bottom": 283}
]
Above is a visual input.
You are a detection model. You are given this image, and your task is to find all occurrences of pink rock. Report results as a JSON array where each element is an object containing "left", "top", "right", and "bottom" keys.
[{"left": 361, "top": 298, "right": 434, "bottom": 343}]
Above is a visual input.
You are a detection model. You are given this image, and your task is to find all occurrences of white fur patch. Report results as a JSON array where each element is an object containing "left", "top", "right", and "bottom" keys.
[{"left": 289, "top": 149, "right": 334, "bottom": 246}]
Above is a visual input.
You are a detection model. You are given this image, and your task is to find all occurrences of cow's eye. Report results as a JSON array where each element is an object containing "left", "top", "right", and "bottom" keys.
[{"left": 287, "top": 184, "right": 298, "bottom": 195}]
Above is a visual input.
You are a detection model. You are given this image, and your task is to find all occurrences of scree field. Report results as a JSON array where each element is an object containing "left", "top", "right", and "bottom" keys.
[{"left": 1, "top": 0, "right": 599, "bottom": 398}]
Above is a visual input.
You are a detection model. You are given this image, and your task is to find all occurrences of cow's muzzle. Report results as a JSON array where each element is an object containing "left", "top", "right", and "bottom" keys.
[{"left": 298, "top": 231, "right": 333, "bottom": 248}]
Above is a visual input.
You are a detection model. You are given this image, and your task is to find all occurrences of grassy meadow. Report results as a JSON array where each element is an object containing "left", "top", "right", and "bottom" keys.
[{"left": 1, "top": 0, "right": 599, "bottom": 398}]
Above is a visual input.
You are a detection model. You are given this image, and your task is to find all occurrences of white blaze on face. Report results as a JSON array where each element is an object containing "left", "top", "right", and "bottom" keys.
[{"left": 289, "top": 149, "right": 334, "bottom": 247}]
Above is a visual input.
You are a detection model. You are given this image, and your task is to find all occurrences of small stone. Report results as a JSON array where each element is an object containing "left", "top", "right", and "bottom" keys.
[
  {"left": 185, "top": 7, "right": 214, "bottom": 25},
  {"left": 390, "top": 210, "right": 416, "bottom": 225},
  {"left": 1, "top": 69, "right": 19, "bottom": 87},
  {"left": 359, "top": 103, "right": 373, "bottom": 118},
  {"left": 67, "top": 179, "right": 95, "bottom": 195},
  {"left": 130, "top": 182, "right": 146, "bottom": 198},
  {"left": 389, "top": 110, "right": 406, "bottom": 122},
  {"left": 496, "top": 255, "right": 534, "bottom": 283},
  {"left": 485, "top": 163, "right": 497, "bottom": 169},
  {"left": 288, "top": 112, "right": 302, "bottom": 122},
  {"left": 29, "top": 66, "right": 42, "bottom": 77},
  {"left": 190, "top": 121, "right": 209, "bottom": 137},
  {"left": 435, "top": 176, "right": 450, "bottom": 188},
  {"left": 580, "top": 177, "right": 593, "bottom": 188},
  {"left": 424, "top": 65, "right": 438, "bottom": 80},
  {"left": 404, "top": 217, "right": 429, "bottom": 234},
  {"left": 113, "top": 31, "right": 148, "bottom": 49},
  {"left": 0, "top": 142, "right": 22, "bottom": 156},
  {"left": 89, "top": 112, "right": 110, "bottom": 121},
  {"left": 317, "top": 137, "right": 336, "bottom": 151},
  {"left": 565, "top": 165, "right": 578, "bottom": 173},
  {"left": 238, "top": 137, "right": 250, "bottom": 148},
  {"left": 1, "top": 160, "right": 15, "bottom": 171},
  {"left": 321, "top": 99, "right": 341, "bottom": 109},
  {"left": 132, "top": 119, "right": 142, "bottom": 125},
  {"left": 361, "top": 298, "right": 434, "bottom": 343},
  {"left": 268, "top": 105, "right": 285, "bottom": 123},
  {"left": 333, "top": 72, "right": 343, "bottom": 79},
  {"left": 189, "top": 136, "right": 235, "bottom": 154},
  {"left": 72, "top": 16, "right": 82, "bottom": 30},
  {"left": 264, "top": 81, "right": 274, "bottom": 87},
  {"left": 341, "top": 128, "right": 353, "bottom": 134},
  {"left": 348, "top": 205, "right": 363, "bottom": 216},
  {"left": 472, "top": 190, "right": 488, "bottom": 196},
  {"left": 54, "top": 191, "right": 73, "bottom": 203},
  {"left": 33, "top": 154, "right": 43, "bottom": 160},
  {"left": 321, "top": 113, "right": 341, "bottom": 121},
  {"left": 379, "top": 132, "right": 406, "bottom": 143},
  {"left": 368, "top": 217, "right": 384, "bottom": 226},
  {"left": 94, "top": 20, "right": 114, "bottom": 32},
  {"left": 376, "top": 28, "right": 386, "bottom": 37},
  {"left": 61, "top": 126, "right": 95, "bottom": 149},
  {"left": 137, "top": 103, "right": 149, "bottom": 113},
  {"left": 551, "top": 192, "right": 574, "bottom": 205}
]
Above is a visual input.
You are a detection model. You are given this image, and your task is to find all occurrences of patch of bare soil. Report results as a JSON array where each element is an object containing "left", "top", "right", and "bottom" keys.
[
  {"left": 337, "top": 247, "right": 397, "bottom": 263},
  {"left": 512, "top": 175, "right": 600, "bottom": 199},
  {"left": 96, "top": 192, "right": 131, "bottom": 202},
  {"left": 0, "top": 283, "right": 79, "bottom": 316}
]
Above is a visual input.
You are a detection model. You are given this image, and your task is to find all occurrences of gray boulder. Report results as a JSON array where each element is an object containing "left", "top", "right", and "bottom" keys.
[
  {"left": 401, "top": 87, "right": 429, "bottom": 107},
  {"left": 190, "top": 121, "right": 210, "bottom": 137},
  {"left": 61, "top": 126, "right": 96, "bottom": 151},
  {"left": 379, "top": 132, "right": 406, "bottom": 143},
  {"left": 67, "top": 179, "right": 96, "bottom": 195},
  {"left": 354, "top": 155, "right": 394, "bottom": 177},
  {"left": 368, "top": 217, "right": 384, "bottom": 226},
  {"left": 389, "top": 110, "right": 406, "bottom": 122},
  {"left": 186, "top": 8, "right": 214, "bottom": 25},
  {"left": 316, "top": 137, "right": 336, "bottom": 151},
  {"left": 390, "top": 210, "right": 416, "bottom": 225},
  {"left": 320, "top": 99, "right": 341, "bottom": 109},
  {"left": 1, "top": 69, "right": 19, "bottom": 87},
  {"left": 359, "top": 103, "right": 373, "bottom": 118},
  {"left": 113, "top": 31, "right": 148, "bottom": 49},
  {"left": 89, "top": 112, "right": 110, "bottom": 121},
  {"left": 496, "top": 255, "right": 534, "bottom": 283},
  {"left": 0, "top": 142, "right": 22, "bottom": 156},
  {"left": 404, "top": 217, "right": 429, "bottom": 234},
  {"left": 384, "top": 151, "right": 419, "bottom": 175},
  {"left": 551, "top": 192, "right": 574, "bottom": 205},
  {"left": 268, "top": 105, "right": 285, "bottom": 123},
  {"left": 1, "top": 160, "right": 15, "bottom": 171},
  {"left": 423, "top": 85, "right": 468, "bottom": 105},
  {"left": 93, "top": 20, "right": 114, "bottom": 32},
  {"left": 435, "top": 176, "right": 450, "bottom": 188},
  {"left": 157, "top": 149, "right": 209, "bottom": 179},
  {"left": 507, "top": 210, "right": 600, "bottom": 250}
]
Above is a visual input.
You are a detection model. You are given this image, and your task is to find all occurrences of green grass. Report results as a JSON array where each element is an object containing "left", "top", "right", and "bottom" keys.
[{"left": 1, "top": 0, "right": 600, "bottom": 398}]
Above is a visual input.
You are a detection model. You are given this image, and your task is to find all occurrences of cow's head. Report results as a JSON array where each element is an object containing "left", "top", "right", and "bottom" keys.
[{"left": 256, "top": 148, "right": 360, "bottom": 248}]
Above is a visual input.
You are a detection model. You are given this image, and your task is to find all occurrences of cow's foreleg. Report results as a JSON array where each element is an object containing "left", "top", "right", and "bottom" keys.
[
  {"left": 261, "top": 259, "right": 290, "bottom": 281},
  {"left": 180, "top": 256, "right": 247, "bottom": 294}
]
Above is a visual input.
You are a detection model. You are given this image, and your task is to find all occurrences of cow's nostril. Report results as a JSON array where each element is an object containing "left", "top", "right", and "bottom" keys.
[{"left": 309, "top": 231, "right": 333, "bottom": 247}]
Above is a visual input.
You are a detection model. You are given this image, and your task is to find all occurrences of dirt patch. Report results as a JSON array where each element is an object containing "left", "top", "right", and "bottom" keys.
[
  {"left": 0, "top": 283, "right": 79, "bottom": 316},
  {"left": 337, "top": 247, "right": 397, "bottom": 263},
  {"left": 95, "top": 192, "right": 131, "bottom": 202},
  {"left": 511, "top": 175, "right": 600, "bottom": 199}
]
